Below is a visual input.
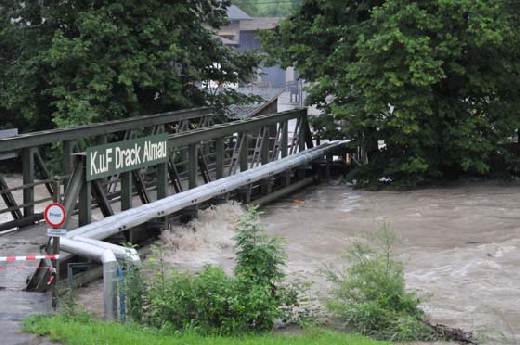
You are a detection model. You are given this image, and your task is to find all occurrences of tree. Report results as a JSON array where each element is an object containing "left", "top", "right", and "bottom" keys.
[
  {"left": 262, "top": 0, "right": 520, "bottom": 186},
  {"left": 0, "top": 0, "right": 257, "bottom": 130}
]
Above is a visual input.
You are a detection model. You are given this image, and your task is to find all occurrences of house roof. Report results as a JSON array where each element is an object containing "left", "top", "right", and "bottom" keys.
[
  {"left": 239, "top": 17, "right": 281, "bottom": 31},
  {"left": 226, "top": 87, "right": 284, "bottom": 119},
  {"left": 227, "top": 5, "right": 252, "bottom": 21}
]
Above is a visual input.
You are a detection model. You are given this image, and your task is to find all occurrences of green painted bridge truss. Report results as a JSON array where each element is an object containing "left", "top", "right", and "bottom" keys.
[{"left": 0, "top": 107, "right": 316, "bottom": 232}]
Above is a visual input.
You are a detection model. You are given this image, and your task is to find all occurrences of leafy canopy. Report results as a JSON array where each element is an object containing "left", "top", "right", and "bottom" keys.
[
  {"left": 0, "top": 0, "right": 257, "bottom": 130},
  {"left": 262, "top": 0, "right": 520, "bottom": 186}
]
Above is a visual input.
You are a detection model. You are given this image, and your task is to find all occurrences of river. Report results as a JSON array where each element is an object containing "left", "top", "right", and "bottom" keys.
[{"left": 77, "top": 180, "right": 520, "bottom": 344}]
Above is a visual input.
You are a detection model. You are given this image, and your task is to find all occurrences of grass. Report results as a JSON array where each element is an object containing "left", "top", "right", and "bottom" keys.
[{"left": 24, "top": 315, "right": 391, "bottom": 345}]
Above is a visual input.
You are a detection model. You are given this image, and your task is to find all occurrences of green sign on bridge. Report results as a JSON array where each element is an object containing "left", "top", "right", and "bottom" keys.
[{"left": 86, "top": 134, "right": 169, "bottom": 181}]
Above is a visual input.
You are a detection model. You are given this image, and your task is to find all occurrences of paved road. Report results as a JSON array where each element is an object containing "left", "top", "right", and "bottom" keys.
[
  {"left": 0, "top": 291, "right": 53, "bottom": 345},
  {"left": 0, "top": 225, "right": 55, "bottom": 344}
]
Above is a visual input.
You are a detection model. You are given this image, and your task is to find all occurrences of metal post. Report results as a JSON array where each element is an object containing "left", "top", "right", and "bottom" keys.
[
  {"left": 260, "top": 131, "right": 271, "bottom": 194},
  {"left": 239, "top": 133, "right": 250, "bottom": 202},
  {"left": 78, "top": 156, "right": 91, "bottom": 226},
  {"left": 103, "top": 253, "right": 118, "bottom": 320},
  {"left": 297, "top": 115, "right": 307, "bottom": 180},
  {"left": 240, "top": 132, "right": 249, "bottom": 172},
  {"left": 281, "top": 122, "right": 288, "bottom": 158},
  {"left": 121, "top": 172, "right": 132, "bottom": 211},
  {"left": 281, "top": 122, "right": 290, "bottom": 186},
  {"left": 299, "top": 115, "right": 307, "bottom": 153},
  {"left": 63, "top": 140, "right": 75, "bottom": 186},
  {"left": 117, "top": 266, "right": 126, "bottom": 321},
  {"left": 22, "top": 147, "right": 36, "bottom": 218},
  {"left": 51, "top": 179, "right": 60, "bottom": 310},
  {"left": 188, "top": 143, "right": 197, "bottom": 189},
  {"left": 215, "top": 137, "right": 225, "bottom": 179},
  {"left": 156, "top": 162, "right": 168, "bottom": 200}
]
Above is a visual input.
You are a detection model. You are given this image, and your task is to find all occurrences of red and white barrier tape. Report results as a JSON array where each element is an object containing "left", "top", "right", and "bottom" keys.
[{"left": 0, "top": 254, "right": 60, "bottom": 262}]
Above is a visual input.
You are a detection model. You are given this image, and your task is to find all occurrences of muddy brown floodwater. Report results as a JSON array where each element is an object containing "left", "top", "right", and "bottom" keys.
[{"left": 76, "top": 181, "right": 520, "bottom": 345}]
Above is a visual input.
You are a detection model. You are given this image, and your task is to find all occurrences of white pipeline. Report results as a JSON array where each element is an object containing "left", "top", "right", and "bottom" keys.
[
  {"left": 67, "top": 140, "right": 347, "bottom": 242},
  {"left": 60, "top": 238, "right": 120, "bottom": 320}
]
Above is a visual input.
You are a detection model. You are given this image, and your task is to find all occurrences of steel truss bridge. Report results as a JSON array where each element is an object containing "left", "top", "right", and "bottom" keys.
[{"left": 0, "top": 106, "right": 348, "bottom": 319}]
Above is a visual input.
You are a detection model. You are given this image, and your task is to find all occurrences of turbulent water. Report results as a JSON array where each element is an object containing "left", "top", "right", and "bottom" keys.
[
  {"left": 260, "top": 181, "right": 520, "bottom": 345},
  {"left": 160, "top": 202, "right": 244, "bottom": 272},
  {"left": 75, "top": 181, "right": 520, "bottom": 344}
]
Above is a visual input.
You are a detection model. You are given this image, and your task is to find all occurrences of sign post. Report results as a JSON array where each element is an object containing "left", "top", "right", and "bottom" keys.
[{"left": 44, "top": 197, "right": 66, "bottom": 308}]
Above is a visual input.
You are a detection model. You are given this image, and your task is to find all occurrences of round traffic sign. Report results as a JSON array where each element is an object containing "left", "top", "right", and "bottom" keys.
[{"left": 43, "top": 203, "right": 66, "bottom": 229}]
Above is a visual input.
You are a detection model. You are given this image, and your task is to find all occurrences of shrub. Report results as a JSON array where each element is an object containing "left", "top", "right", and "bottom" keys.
[
  {"left": 234, "top": 206, "right": 286, "bottom": 288},
  {"left": 325, "top": 225, "right": 435, "bottom": 341},
  {"left": 233, "top": 206, "right": 294, "bottom": 330},
  {"left": 126, "top": 206, "right": 295, "bottom": 335}
]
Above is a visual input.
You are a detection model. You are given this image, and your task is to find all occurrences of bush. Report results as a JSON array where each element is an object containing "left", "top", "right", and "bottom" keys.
[
  {"left": 126, "top": 206, "right": 295, "bottom": 335},
  {"left": 325, "top": 225, "right": 435, "bottom": 341},
  {"left": 234, "top": 206, "right": 286, "bottom": 288}
]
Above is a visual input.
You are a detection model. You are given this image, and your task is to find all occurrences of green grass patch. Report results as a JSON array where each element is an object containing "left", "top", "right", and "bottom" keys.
[{"left": 24, "top": 315, "right": 391, "bottom": 345}]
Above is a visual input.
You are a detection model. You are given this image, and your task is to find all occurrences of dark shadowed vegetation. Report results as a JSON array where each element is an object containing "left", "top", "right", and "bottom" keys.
[{"left": 262, "top": 0, "right": 520, "bottom": 187}]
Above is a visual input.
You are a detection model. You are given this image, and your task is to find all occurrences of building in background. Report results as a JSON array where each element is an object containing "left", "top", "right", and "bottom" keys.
[{"left": 218, "top": 5, "right": 294, "bottom": 89}]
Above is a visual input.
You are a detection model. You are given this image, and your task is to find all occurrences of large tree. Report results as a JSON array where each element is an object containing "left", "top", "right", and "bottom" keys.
[
  {"left": 0, "top": 0, "right": 257, "bottom": 130},
  {"left": 262, "top": 0, "right": 520, "bottom": 186}
]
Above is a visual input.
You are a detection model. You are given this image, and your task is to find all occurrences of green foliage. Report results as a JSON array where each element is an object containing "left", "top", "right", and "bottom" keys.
[
  {"left": 0, "top": 1, "right": 257, "bottom": 131},
  {"left": 123, "top": 265, "right": 147, "bottom": 323},
  {"left": 262, "top": 0, "right": 520, "bottom": 186},
  {"left": 126, "top": 207, "right": 294, "bottom": 335},
  {"left": 233, "top": 0, "right": 302, "bottom": 17},
  {"left": 325, "top": 225, "right": 435, "bottom": 341},
  {"left": 234, "top": 206, "right": 286, "bottom": 287},
  {"left": 24, "top": 314, "right": 391, "bottom": 345},
  {"left": 309, "top": 115, "right": 344, "bottom": 141}
]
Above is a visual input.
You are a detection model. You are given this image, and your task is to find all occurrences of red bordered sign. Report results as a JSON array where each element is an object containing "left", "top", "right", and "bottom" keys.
[{"left": 43, "top": 203, "right": 66, "bottom": 229}]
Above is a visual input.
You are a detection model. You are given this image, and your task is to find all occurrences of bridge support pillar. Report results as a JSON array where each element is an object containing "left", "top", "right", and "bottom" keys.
[
  {"left": 215, "top": 137, "right": 225, "bottom": 179},
  {"left": 281, "top": 121, "right": 290, "bottom": 187},
  {"left": 240, "top": 132, "right": 249, "bottom": 172},
  {"left": 121, "top": 172, "right": 132, "bottom": 211},
  {"left": 156, "top": 162, "right": 168, "bottom": 200},
  {"left": 79, "top": 170, "right": 92, "bottom": 227},
  {"left": 260, "top": 133, "right": 272, "bottom": 194},
  {"left": 188, "top": 144, "right": 198, "bottom": 189}
]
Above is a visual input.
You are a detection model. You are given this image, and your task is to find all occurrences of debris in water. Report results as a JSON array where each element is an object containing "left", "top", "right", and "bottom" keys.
[{"left": 429, "top": 322, "right": 478, "bottom": 344}]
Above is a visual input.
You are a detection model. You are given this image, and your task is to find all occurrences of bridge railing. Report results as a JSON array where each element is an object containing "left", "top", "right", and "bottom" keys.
[
  {"left": 61, "top": 108, "right": 313, "bottom": 230},
  {"left": 0, "top": 107, "right": 215, "bottom": 231}
]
